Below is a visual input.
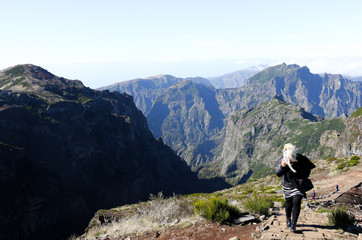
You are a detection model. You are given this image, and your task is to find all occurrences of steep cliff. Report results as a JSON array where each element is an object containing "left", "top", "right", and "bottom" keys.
[
  {"left": 201, "top": 97, "right": 346, "bottom": 185},
  {"left": 0, "top": 65, "right": 226, "bottom": 240},
  {"left": 147, "top": 80, "right": 224, "bottom": 165},
  {"left": 320, "top": 107, "right": 362, "bottom": 157}
]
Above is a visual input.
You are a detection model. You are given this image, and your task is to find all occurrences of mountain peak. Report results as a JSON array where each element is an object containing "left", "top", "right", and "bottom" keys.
[
  {"left": 3, "top": 64, "right": 56, "bottom": 79},
  {"left": 0, "top": 64, "right": 86, "bottom": 102},
  {"left": 146, "top": 74, "right": 176, "bottom": 80},
  {"left": 23, "top": 64, "right": 56, "bottom": 80},
  {"left": 248, "top": 63, "right": 304, "bottom": 84}
]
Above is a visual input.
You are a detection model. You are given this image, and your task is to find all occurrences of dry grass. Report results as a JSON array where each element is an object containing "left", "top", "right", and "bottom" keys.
[
  {"left": 67, "top": 234, "right": 78, "bottom": 240},
  {"left": 78, "top": 193, "right": 197, "bottom": 239}
]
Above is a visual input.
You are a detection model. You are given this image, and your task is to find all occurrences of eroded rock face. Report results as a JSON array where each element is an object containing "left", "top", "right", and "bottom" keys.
[
  {"left": 335, "top": 182, "right": 362, "bottom": 205},
  {"left": 336, "top": 112, "right": 362, "bottom": 157},
  {"left": 0, "top": 65, "right": 226, "bottom": 240}
]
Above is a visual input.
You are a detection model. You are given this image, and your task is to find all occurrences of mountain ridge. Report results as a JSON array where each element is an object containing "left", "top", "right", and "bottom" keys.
[
  {"left": 99, "top": 63, "right": 360, "bottom": 184},
  {"left": 0, "top": 64, "right": 228, "bottom": 240},
  {"left": 98, "top": 74, "right": 212, "bottom": 114},
  {"left": 215, "top": 63, "right": 361, "bottom": 118}
]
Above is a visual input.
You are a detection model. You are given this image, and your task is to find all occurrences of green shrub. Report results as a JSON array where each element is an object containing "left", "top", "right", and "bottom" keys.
[
  {"left": 315, "top": 208, "right": 330, "bottom": 213},
  {"left": 214, "top": 192, "right": 223, "bottom": 197},
  {"left": 241, "top": 187, "right": 254, "bottom": 195},
  {"left": 194, "top": 197, "right": 240, "bottom": 223},
  {"left": 336, "top": 163, "right": 346, "bottom": 170},
  {"left": 347, "top": 159, "right": 359, "bottom": 167},
  {"left": 326, "top": 156, "right": 337, "bottom": 162},
  {"left": 243, "top": 191, "right": 273, "bottom": 216},
  {"left": 270, "top": 196, "right": 286, "bottom": 207},
  {"left": 266, "top": 190, "right": 277, "bottom": 194},
  {"left": 350, "top": 155, "right": 360, "bottom": 161},
  {"left": 328, "top": 207, "right": 355, "bottom": 229}
]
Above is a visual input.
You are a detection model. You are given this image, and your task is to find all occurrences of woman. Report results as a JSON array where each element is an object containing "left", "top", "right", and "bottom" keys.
[{"left": 276, "top": 143, "right": 316, "bottom": 232}]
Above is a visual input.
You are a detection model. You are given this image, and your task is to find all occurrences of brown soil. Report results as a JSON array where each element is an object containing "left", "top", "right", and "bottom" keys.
[{"left": 121, "top": 222, "right": 257, "bottom": 240}]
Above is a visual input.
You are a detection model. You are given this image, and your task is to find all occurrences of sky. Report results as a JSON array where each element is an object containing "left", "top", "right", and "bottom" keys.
[{"left": 1, "top": 0, "right": 362, "bottom": 88}]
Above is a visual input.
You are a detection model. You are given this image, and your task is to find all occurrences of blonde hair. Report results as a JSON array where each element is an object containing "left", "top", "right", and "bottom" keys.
[{"left": 283, "top": 143, "right": 297, "bottom": 173}]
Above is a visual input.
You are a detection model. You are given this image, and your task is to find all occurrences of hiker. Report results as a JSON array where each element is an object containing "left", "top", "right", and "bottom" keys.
[
  {"left": 276, "top": 143, "right": 316, "bottom": 232},
  {"left": 311, "top": 190, "right": 316, "bottom": 200},
  {"left": 335, "top": 184, "right": 339, "bottom": 193}
]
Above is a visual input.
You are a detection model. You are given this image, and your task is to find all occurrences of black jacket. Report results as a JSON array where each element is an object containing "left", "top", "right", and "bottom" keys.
[{"left": 276, "top": 153, "right": 316, "bottom": 197}]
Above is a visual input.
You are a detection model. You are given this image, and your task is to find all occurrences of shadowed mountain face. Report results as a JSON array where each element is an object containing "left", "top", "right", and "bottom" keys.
[
  {"left": 0, "top": 65, "right": 228, "bottom": 240},
  {"left": 147, "top": 81, "right": 225, "bottom": 165}
]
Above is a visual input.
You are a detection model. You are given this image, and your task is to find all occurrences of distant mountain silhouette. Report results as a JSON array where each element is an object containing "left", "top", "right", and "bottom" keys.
[
  {"left": 207, "top": 65, "right": 266, "bottom": 89},
  {"left": 98, "top": 74, "right": 212, "bottom": 115}
]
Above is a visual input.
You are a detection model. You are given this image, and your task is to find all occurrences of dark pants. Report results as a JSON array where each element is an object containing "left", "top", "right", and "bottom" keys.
[{"left": 285, "top": 195, "right": 303, "bottom": 224}]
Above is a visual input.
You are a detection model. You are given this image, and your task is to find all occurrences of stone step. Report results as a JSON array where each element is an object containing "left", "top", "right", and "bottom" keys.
[{"left": 255, "top": 209, "right": 359, "bottom": 240}]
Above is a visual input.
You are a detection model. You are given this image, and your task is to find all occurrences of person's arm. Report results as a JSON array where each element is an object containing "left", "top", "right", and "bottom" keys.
[{"left": 276, "top": 158, "right": 288, "bottom": 177}]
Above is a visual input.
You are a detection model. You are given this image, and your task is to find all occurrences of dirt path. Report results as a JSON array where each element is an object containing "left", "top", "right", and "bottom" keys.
[
  {"left": 128, "top": 223, "right": 257, "bottom": 240},
  {"left": 311, "top": 163, "right": 362, "bottom": 202},
  {"left": 256, "top": 163, "right": 362, "bottom": 240}
]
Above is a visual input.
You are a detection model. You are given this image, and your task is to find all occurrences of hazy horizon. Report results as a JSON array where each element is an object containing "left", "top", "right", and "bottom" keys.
[{"left": 1, "top": 0, "right": 362, "bottom": 88}]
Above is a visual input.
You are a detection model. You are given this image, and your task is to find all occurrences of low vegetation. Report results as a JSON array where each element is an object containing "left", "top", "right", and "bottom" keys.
[
  {"left": 315, "top": 208, "right": 331, "bottom": 214},
  {"left": 4, "top": 65, "right": 25, "bottom": 76},
  {"left": 326, "top": 155, "right": 360, "bottom": 170},
  {"left": 242, "top": 191, "right": 273, "bottom": 216},
  {"left": 81, "top": 193, "right": 196, "bottom": 239},
  {"left": 194, "top": 196, "right": 240, "bottom": 223},
  {"left": 77, "top": 154, "right": 361, "bottom": 239},
  {"left": 350, "top": 107, "right": 362, "bottom": 118},
  {"left": 328, "top": 207, "right": 355, "bottom": 230}
]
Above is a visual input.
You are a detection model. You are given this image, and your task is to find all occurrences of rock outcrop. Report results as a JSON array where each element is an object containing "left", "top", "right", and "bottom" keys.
[
  {"left": 336, "top": 108, "right": 362, "bottom": 157},
  {"left": 319, "top": 107, "right": 362, "bottom": 158}
]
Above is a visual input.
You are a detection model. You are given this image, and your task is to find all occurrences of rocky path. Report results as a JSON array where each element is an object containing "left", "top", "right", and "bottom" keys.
[
  {"left": 256, "top": 163, "right": 362, "bottom": 240},
  {"left": 256, "top": 208, "right": 359, "bottom": 240}
]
